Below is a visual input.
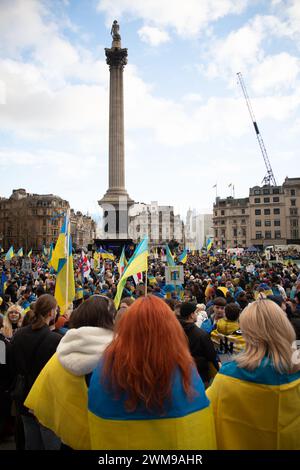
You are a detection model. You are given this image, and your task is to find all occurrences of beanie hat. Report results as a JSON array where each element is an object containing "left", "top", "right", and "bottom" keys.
[{"left": 180, "top": 302, "right": 197, "bottom": 318}]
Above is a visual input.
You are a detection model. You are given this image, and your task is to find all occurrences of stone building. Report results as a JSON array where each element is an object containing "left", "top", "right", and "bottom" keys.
[
  {"left": 213, "top": 177, "right": 300, "bottom": 249},
  {"left": 0, "top": 189, "right": 96, "bottom": 252},
  {"left": 129, "top": 201, "right": 184, "bottom": 246}
]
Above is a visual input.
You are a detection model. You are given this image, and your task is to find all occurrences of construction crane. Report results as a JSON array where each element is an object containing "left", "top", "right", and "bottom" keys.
[{"left": 237, "top": 72, "right": 277, "bottom": 186}]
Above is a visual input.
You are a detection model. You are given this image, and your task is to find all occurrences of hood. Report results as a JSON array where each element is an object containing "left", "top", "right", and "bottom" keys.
[{"left": 56, "top": 326, "right": 113, "bottom": 376}]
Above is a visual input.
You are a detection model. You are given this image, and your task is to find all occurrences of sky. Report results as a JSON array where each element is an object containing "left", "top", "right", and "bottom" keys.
[{"left": 1, "top": 0, "right": 300, "bottom": 222}]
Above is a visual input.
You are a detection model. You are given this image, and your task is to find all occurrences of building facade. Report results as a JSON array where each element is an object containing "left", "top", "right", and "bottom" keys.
[
  {"left": 185, "top": 211, "right": 214, "bottom": 250},
  {"left": 213, "top": 197, "right": 250, "bottom": 249},
  {"left": 213, "top": 177, "right": 300, "bottom": 248},
  {"left": 129, "top": 201, "right": 184, "bottom": 245},
  {"left": 0, "top": 189, "right": 96, "bottom": 252}
]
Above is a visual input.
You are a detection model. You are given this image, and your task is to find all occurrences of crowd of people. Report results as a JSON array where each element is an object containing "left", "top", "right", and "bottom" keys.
[{"left": 1, "top": 249, "right": 300, "bottom": 450}]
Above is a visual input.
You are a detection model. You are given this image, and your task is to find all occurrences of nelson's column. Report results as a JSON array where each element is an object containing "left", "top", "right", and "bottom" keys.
[{"left": 99, "top": 20, "right": 134, "bottom": 239}]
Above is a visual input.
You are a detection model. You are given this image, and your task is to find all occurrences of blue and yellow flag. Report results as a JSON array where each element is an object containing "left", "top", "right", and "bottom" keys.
[
  {"left": 0, "top": 246, "right": 4, "bottom": 253},
  {"left": 207, "top": 358, "right": 300, "bottom": 450},
  {"left": 88, "top": 363, "right": 216, "bottom": 450},
  {"left": 5, "top": 246, "right": 14, "bottom": 261},
  {"left": 27, "top": 249, "right": 32, "bottom": 258},
  {"left": 51, "top": 215, "right": 75, "bottom": 314},
  {"left": 166, "top": 244, "right": 176, "bottom": 267},
  {"left": 114, "top": 237, "right": 148, "bottom": 309},
  {"left": 118, "top": 246, "right": 127, "bottom": 276},
  {"left": 42, "top": 245, "right": 48, "bottom": 257},
  {"left": 177, "top": 248, "right": 187, "bottom": 264},
  {"left": 206, "top": 238, "right": 213, "bottom": 251},
  {"left": 16, "top": 248, "right": 23, "bottom": 257},
  {"left": 99, "top": 248, "right": 115, "bottom": 261}
]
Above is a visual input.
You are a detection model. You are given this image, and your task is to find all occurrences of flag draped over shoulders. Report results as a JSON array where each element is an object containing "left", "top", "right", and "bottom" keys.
[
  {"left": 88, "top": 364, "right": 216, "bottom": 450},
  {"left": 206, "top": 358, "right": 300, "bottom": 450}
]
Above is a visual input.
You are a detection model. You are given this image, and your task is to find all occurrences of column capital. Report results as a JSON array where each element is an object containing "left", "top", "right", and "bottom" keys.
[{"left": 105, "top": 47, "right": 128, "bottom": 69}]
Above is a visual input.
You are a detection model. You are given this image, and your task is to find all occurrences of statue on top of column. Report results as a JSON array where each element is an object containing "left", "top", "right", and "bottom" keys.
[{"left": 111, "top": 20, "right": 121, "bottom": 41}]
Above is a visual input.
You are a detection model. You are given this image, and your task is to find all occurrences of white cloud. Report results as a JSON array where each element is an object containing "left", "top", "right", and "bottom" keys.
[
  {"left": 138, "top": 25, "right": 170, "bottom": 46},
  {"left": 251, "top": 53, "right": 300, "bottom": 93},
  {"left": 97, "top": 0, "right": 248, "bottom": 37}
]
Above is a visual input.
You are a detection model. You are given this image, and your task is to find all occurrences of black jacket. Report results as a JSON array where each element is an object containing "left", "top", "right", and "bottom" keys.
[
  {"left": 10, "top": 325, "right": 62, "bottom": 412},
  {"left": 178, "top": 319, "right": 219, "bottom": 383}
]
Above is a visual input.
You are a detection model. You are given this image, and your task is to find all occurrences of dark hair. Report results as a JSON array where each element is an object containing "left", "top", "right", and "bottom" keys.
[
  {"left": 21, "top": 309, "right": 36, "bottom": 327},
  {"left": 69, "top": 295, "right": 115, "bottom": 330},
  {"left": 225, "top": 303, "right": 241, "bottom": 321},
  {"left": 31, "top": 294, "right": 57, "bottom": 330},
  {"left": 180, "top": 302, "right": 197, "bottom": 318},
  {"left": 164, "top": 298, "right": 176, "bottom": 311},
  {"left": 213, "top": 297, "right": 227, "bottom": 307}
]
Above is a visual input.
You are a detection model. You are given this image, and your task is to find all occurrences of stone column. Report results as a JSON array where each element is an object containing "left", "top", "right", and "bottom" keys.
[{"left": 99, "top": 22, "right": 134, "bottom": 239}]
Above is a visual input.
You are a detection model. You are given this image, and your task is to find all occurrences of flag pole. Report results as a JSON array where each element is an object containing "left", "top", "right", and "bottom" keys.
[
  {"left": 65, "top": 209, "right": 70, "bottom": 315},
  {"left": 144, "top": 270, "right": 148, "bottom": 297}
]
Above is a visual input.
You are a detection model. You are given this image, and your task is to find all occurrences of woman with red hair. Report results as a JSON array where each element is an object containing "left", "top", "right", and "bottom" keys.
[{"left": 88, "top": 295, "right": 216, "bottom": 450}]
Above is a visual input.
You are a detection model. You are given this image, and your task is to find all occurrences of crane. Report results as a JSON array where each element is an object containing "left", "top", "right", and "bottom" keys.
[{"left": 237, "top": 72, "right": 277, "bottom": 186}]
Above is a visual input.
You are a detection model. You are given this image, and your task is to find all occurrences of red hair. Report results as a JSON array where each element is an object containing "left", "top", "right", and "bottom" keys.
[{"left": 102, "top": 295, "right": 194, "bottom": 413}]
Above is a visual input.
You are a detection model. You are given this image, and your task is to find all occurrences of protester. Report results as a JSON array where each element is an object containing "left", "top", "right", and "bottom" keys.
[
  {"left": 25, "top": 295, "right": 115, "bottom": 449},
  {"left": 10, "top": 294, "right": 62, "bottom": 450},
  {"left": 1, "top": 305, "right": 23, "bottom": 339},
  {"left": 207, "top": 299, "right": 300, "bottom": 449},
  {"left": 88, "top": 295, "right": 216, "bottom": 450}
]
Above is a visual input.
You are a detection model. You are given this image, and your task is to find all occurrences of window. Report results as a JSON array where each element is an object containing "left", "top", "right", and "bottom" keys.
[
  {"left": 291, "top": 229, "right": 299, "bottom": 239},
  {"left": 273, "top": 188, "right": 280, "bottom": 194},
  {"left": 275, "top": 230, "right": 281, "bottom": 239},
  {"left": 273, "top": 197, "right": 280, "bottom": 202},
  {"left": 242, "top": 209, "right": 245, "bottom": 214},
  {"left": 234, "top": 240, "right": 237, "bottom": 245},
  {"left": 221, "top": 230, "right": 225, "bottom": 236},
  {"left": 242, "top": 229, "right": 246, "bottom": 236},
  {"left": 263, "top": 189, "right": 270, "bottom": 195},
  {"left": 291, "top": 189, "right": 296, "bottom": 196},
  {"left": 265, "top": 220, "right": 271, "bottom": 227},
  {"left": 221, "top": 210, "right": 225, "bottom": 215},
  {"left": 254, "top": 198, "right": 261, "bottom": 203},
  {"left": 254, "top": 190, "right": 260, "bottom": 195},
  {"left": 233, "top": 219, "right": 237, "bottom": 224},
  {"left": 43, "top": 219, "right": 47, "bottom": 226},
  {"left": 265, "top": 231, "right": 272, "bottom": 239},
  {"left": 215, "top": 229, "right": 218, "bottom": 237},
  {"left": 290, "top": 208, "right": 298, "bottom": 215},
  {"left": 274, "top": 220, "right": 281, "bottom": 226},
  {"left": 221, "top": 220, "right": 225, "bottom": 225},
  {"left": 255, "top": 209, "right": 261, "bottom": 215},
  {"left": 274, "top": 208, "right": 280, "bottom": 215},
  {"left": 233, "top": 228, "right": 237, "bottom": 237},
  {"left": 291, "top": 219, "right": 298, "bottom": 227},
  {"left": 264, "top": 197, "right": 270, "bottom": 203},
  {"left": 264, "top": 209, "right": 271, "bottom": 215},
  {"left": 255, "top": 220, "right": 261, "bottom": 227},
  {"left": 242, "top": 240, "right": 246, "bottom": 245},
  {"left": 214, "top": 212, "right": 217, "bottom": 217},
  {"left": 291, "top": 199, "right": 296, "bottom": 206},
  {"left": 256, "top": 232, "right": 262, "bottom": 239},
  {"left": 242, "top": 219, "right": 245, "bottom": 224}
]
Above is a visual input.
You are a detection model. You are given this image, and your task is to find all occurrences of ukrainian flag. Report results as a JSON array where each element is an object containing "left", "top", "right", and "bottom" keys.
[
  {"left": 42, "top": 245, "right": 48, "bottom": 257},
  {"left": 207, "top": 358, "right": 300, "bottom": 449},
  {"left": 25, "top": 354, "right": 90, "bottom": 450},
  {"left": 206, "top": 238, "right": 213, "bottom": 251},
  {"left": 16, "top": 248, "right": 23, "bottom": 257},
  {"left": 88, "top": 363, "right": 216, "bottom": 450},
  {"left": 166, "top": 245, "right": 176, "bottom": 267},
  {"left": 5, "top": 246, "right": 14, "bottom": 261},
  {"left": 178, "top": 248, "right": 187, "bottom": 264},
  {"left": 114, "top": 237, "right": 148, "bottom": 309},
  {"left": 51, "top": 215, "right": 75, "bottom": 314},
  {"left": 27, "top": 249, "right": 32, "bottom": 258},
  {"left": 0, "top": 246, "right": 4, "bottom": 253},
  {"left": 99, "top": 248, "right": 115, "bottom": 261},
  {"left": 118, "top": 246, "right": 127, "bottom": 276}
]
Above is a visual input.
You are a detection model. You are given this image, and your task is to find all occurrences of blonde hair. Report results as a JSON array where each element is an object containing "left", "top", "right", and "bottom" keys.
[
  {"left": 2, "top": 305, "right": 23, "bottom": 338},
  {"left": 237, "top": 299, "right": 300, "bottom": 374}
]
